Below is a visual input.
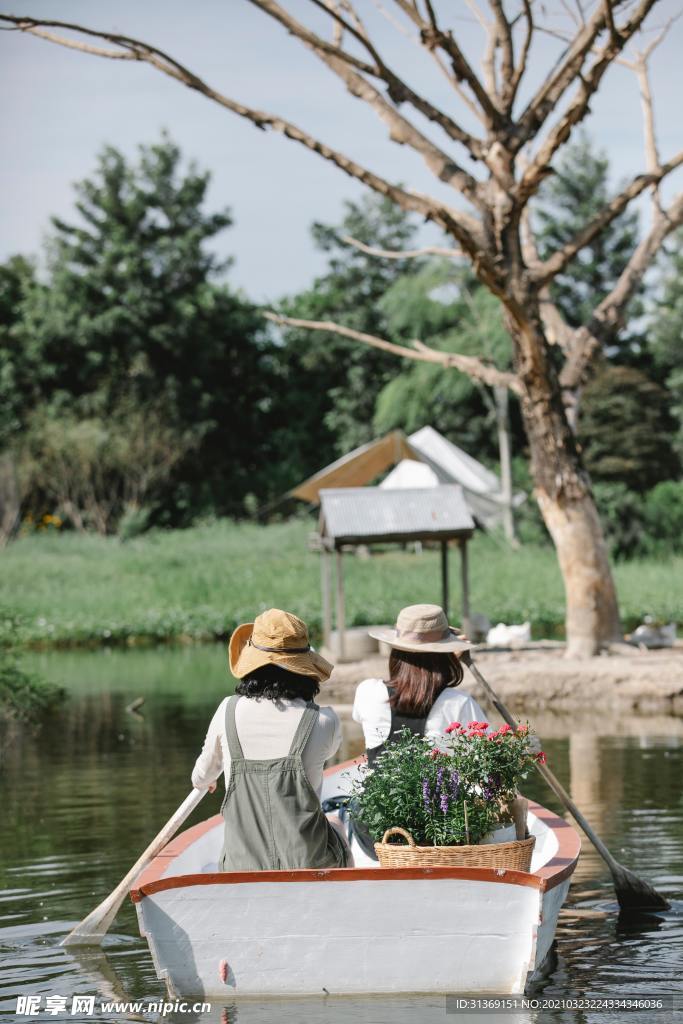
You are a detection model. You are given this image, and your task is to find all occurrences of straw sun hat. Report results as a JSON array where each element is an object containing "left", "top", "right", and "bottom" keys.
[
  {"left": 229, "top": 608, "right": 333, "bottom": 682},
  {"left": 368, "top": 603, "right": 473, "bottom": 654}
]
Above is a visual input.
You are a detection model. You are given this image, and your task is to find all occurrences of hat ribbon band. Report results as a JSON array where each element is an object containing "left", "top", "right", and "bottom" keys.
[
  {"left": 248, "top": 638, "right": 311, "bottom": 654},
  {"left": 396, "top": 626, "right": 453, "bottom": 643}
]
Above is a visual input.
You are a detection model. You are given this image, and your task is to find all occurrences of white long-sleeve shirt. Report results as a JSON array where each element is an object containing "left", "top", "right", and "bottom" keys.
[
  {"left": 191, "top": 696, "right": 342, "bottom": 799},
  {"left": 352, "top": 678, "right": 490, "bottom": 752}
]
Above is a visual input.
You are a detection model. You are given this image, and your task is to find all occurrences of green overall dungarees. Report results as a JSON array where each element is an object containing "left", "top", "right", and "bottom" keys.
[{"left": 219, "top": 695, "right": 350, "bottom": 871}]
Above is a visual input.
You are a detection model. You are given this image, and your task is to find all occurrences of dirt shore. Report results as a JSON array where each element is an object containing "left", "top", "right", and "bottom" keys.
[{"left": 325, "top": 642, "right": 683, "bottom": 717}]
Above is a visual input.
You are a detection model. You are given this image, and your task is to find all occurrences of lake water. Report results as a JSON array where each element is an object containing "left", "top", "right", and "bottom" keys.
[{"left": 1, "top": 647, "right": 681, "bottom": 1024}]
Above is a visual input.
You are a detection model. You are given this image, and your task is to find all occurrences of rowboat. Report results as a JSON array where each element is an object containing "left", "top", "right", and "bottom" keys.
[{"left": 131, "top": 756, "right": 581, "bottom": 999}]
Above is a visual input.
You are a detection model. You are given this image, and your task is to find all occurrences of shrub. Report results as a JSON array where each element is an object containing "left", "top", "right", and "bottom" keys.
[
  {"left": 592, "top": 482, "right": 646, "bottom": 560},
  {"left": 643, "top": 481, "right": 683, "bottom": 555}
]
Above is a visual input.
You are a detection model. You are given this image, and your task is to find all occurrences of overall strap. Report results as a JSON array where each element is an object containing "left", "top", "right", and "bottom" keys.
[
  {"left": 225, "top": 695, "right": 245, "bottom": 760},
  {"left": 288, "top": 701, "right": 319, "bottom": 757}
]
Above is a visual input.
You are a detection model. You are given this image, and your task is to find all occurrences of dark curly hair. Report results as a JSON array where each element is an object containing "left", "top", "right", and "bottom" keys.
[{"left": 235, "top": 663, "right": 320, "bottom": 701}]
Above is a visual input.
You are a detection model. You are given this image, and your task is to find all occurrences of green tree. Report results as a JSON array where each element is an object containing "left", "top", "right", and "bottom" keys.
[
  {"left": 273, "top": 194, "right": 420, "bottom": 483},
  {"left": 578, "top": 364, "right": 679, "bottom": 492},
  {"left": 0, "top": 255, "right": 38, "bottom": 447},
  {"left": 649, "top": 228, "right": 683, "bottom": 462},
  {"left": 374, "top": 261, "right": 518, "bottom": 459},
  {"left": 535, "top": 133, "right": 642, "bottom": 355},
  {"left": 11, "top": 135, "right": 274, "bottom": 521}
]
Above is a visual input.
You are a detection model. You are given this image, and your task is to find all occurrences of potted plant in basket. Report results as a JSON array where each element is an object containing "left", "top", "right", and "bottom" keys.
[{"left": 351, "top": 720, "right": 545, "bottom": 871}]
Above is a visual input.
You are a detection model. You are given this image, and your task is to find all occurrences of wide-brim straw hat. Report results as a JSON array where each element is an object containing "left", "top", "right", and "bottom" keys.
[
  {"left": 368, "top": 603, "right": 473, "bottom": 654},
  {"left": 229, "top": 607, "right": 333, "bottom": 682}
]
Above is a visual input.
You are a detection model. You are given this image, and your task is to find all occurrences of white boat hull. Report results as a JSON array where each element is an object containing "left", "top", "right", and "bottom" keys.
[{"left": 132, "top": 758, "right": 579, "bottom": 998}]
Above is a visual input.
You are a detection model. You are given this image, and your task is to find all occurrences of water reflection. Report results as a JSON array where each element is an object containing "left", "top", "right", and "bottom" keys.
[{"left": 0, "top": 646, "right": 681, "bottom": 1023}]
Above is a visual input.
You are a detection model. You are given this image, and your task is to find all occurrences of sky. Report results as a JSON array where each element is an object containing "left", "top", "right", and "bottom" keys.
[{"left": 1, "top": 0, "right": 682, "bottom": 302}]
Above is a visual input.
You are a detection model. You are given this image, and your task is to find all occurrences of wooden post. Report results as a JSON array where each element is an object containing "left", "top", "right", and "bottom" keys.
[
  {"left": 335, "top": 548, "right": 346, "bottom": 661},
  {"left": 459, "top": 538, "right": 470, "bottom": 628},
  {"left": 320, "top": 547, "right": 332, "bottom": 652},
  {"left": 440, "top": 540, "right": 449, "bottom": 618}
]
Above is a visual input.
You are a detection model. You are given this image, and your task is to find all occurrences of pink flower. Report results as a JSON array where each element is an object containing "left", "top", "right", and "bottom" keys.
[
  {"left": 535, "top": 751, "right": 547, "bottom": 764},
  {"left": 429, "top": 748, "right": 441, "bottom": 759},
  {"left": 498, "top": 724, "right": 512, "bottom": 735},
  {"left": 517, "top": 723, "right": 529, "bottom": 734},
  {"left": 444, "top": 722, "right": 462, "bottom": 734}
]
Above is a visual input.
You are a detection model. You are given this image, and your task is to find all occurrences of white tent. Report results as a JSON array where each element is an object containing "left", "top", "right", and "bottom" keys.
[
  {"left": 380, "top": 427, "right": 523, "bottom": 529},
  {"left": 286, "top": 426, "right": 523, "bottom": 531}
]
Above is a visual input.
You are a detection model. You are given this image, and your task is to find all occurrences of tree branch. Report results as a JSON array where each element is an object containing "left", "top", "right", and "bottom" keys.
[
  {"left": 389, "top": 0, "right": 503, "bottom": 127},
  {"left": 488, "top": 0, "right": 515, "bottom": 110},
  {"left": 509, "top": 0, "right": 533, "bottom": 103},
  {"left": 515, "top": 0, "right": 655, "bottom": 156},
  {"left": 533, "top": 152, "right": 683, "bottom": 284},
  {"left": 341, "top": 235, "right": 464, "bottom": 259},
  {"left": 248, "top": 0, "right": 485, "bottom": 160},
  {"left": 248, "top": 0, "right": 484, "bottom": 205},
  {"left": 264, "top": 311, "right": 522, "bottom": 392},
  {"left": 519, "top": 199, "right": 573, "bottom": 352},
  {"left": 560, "top": 191, "right": 683, "bottom": 390},
  {"left": 0, "top": 13, "right": 490, "bottom": 258}
]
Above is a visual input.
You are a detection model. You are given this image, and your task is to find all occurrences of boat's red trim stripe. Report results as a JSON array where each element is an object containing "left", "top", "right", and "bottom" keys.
[
  {"left": 131, "top": 778, "right": 579, "bottom": 903},
  {"left": 131, "top": 864, "right": 546, "bottom": 902}
]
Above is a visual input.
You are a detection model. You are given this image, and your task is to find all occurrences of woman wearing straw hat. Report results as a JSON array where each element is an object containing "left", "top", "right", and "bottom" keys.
[
  {"left": 191, "top": 608, "right": 351, "bottom": 871},
  {"left": 349, "top": 604, "right": 495, "bottom": 859},
  {"left": 353, "top": 604, "right": 489, "bottom": 766}
]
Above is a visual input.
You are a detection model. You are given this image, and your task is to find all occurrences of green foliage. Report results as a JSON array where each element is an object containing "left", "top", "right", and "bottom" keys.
[
  {"left": 2, "top": 134, "right": 275, "bottom": 521},
  {"left": 351, "top": 724, "right": 537, "bottom": 846},
  {"left": 592, "top": 482, "right": 646, "bottom": 560},
  {"left": 19, "top": 398, "right": 196, "bottom": 534},
  {"left": 579, "top": 364, "right": 679, "bottom": 491},
  {"left": 643, "top": 481, "right": 683, "bottom": 555},
  {"left": 0, "top": 255, "right": 37, "bottom": 447},
  {"left": 649, "top": 228, "right": 683, "bottom": 460},
  {"left": 0, "top": 615, "right": 65, "bottom": 723},
  {"left": 535, "top": 132, "right": 642, "bottom": 355},
  {"left": 273, "top": 194, "right": 420, "bottom": 482},
  {"left": 373, "top": 263, "right": 517, "bottom": 459},
  {"left": 2, "top": 519, "right": 680, "bottom": 650}
]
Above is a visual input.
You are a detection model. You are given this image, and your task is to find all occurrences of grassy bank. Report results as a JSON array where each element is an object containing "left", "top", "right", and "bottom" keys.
[{"left": 3, "top": 518, "right": 682, "bottom": 648}]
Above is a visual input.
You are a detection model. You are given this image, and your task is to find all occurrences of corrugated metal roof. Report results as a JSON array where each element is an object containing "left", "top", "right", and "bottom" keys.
[{"left": 319, "top": 485, "right": 475, "bottom": 545}]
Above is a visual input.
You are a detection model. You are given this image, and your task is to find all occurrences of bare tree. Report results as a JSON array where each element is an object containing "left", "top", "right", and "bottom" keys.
[{"left": 2, "top": 3, "right": 681, "bottom": 654}]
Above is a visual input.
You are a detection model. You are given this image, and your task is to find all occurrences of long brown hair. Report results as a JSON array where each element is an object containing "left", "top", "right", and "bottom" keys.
[{"left": 387, "top": 648, "right": 463, "bottom": 716}]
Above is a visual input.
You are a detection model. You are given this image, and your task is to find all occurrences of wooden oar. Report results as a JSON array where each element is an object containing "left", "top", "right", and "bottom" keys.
[
  {"left": 61, "top": 788, "right": 207, "bottom": 947},
  {"left": 461, "top": 651, "right": 670, "bottom": 913}
]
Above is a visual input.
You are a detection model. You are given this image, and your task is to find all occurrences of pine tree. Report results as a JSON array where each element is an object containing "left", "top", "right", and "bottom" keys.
[
  {"left": 535, "top": 132, "right": 642, "bottom": 360},
  {"left": 648, "top": 227, "right": 683, "bottom": 463}
]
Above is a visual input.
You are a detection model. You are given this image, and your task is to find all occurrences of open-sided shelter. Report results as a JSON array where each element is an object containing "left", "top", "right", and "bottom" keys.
[{"left": 318, "top": 485, "right": 475, "bottom": 660}]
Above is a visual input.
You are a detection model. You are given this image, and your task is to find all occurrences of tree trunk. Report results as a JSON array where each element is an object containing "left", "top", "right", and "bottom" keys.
[{"left": 508, "top": 311, "right": 622, "bottom": 658}]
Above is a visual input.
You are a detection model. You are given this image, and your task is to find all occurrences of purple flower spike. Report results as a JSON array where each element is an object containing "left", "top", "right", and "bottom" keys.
[
  {"left": 422, "top": 777, "right": 431, "bottom": 810},
  {"left": 450, "top": 771, "right": 460, "bottom": 798},
  {"left": 440, "top": 791, "right": 450, "bottom": 813},
  {"left": 436, "top": 766, "right": 445, "bottom": 794}
]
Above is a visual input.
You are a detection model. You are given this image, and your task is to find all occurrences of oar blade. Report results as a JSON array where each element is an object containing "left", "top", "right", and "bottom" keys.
[
  {"left": 611, "top": 863, "right": 671, "bottom": 913},
  {"left": 61, "top": 899, "right": 120, "bottom": 947}
]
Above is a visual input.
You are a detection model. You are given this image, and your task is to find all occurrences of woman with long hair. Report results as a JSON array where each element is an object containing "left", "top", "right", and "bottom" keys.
[
  {"left": 353, "top": 603, "right": 487, "bottom": 765},
  {"left": 191, "top": 608, "right": 351, "bottom": 871}
]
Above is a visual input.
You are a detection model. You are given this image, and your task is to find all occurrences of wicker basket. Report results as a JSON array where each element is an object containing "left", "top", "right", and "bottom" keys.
[{"left": 374, "top": 827, "right": 535, "bottom": 871}]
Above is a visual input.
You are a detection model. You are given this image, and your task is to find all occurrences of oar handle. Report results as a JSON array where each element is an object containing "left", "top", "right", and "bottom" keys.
[{"left": 461, "top": 652, "right": 619, "bottom": 871}]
